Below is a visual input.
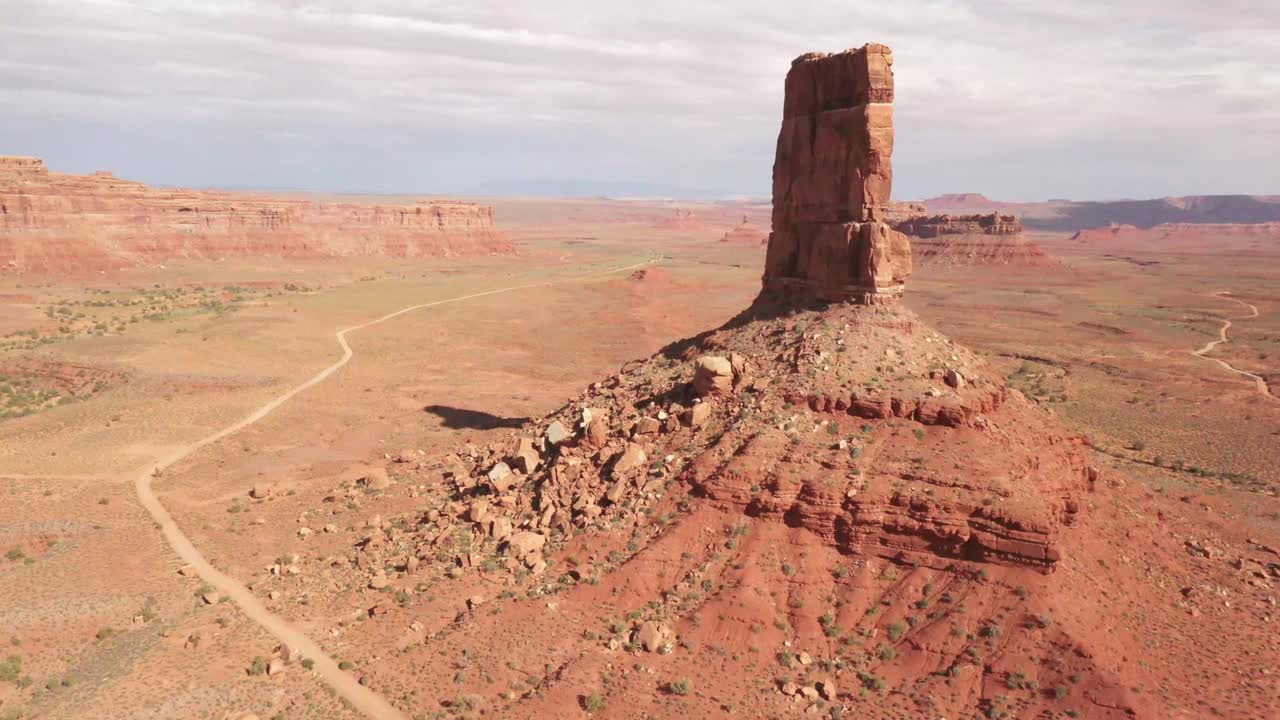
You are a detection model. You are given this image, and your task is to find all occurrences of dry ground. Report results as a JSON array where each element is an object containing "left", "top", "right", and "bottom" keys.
[{"left": 1, "top": 198, "right": 1276, "bottom": 719}]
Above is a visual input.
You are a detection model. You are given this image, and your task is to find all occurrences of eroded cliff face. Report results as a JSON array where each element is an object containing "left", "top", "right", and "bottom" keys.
[
  {"left": 0, "top": 157, "right": 512, "bottom": 274},
  {"left": 893, "top": 212, "right": 1051, "bottom": 266},
  {"left": 763, "top": 44, "right": 913, "bottom": 304},
  {"left": 894, "top": 212, "right": 1023, "bottom": 238}
]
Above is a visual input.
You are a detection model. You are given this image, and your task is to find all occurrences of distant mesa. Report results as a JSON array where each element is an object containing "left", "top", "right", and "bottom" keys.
[
  {"left": 924, "top": 192, "right": 994, "bottom": 206},
  {"left": 894, "top": 212, "right": 1053, "bottom": 266},
  {"left": 1033, "top": 194, "right": 1280, "bottom": 232},
  {"left": 921, "top": 189, "right": 1280, "bottom": 232},
  {"left": 894, "top": 212, "right": 1023, "bottom": 238},
  {"left": 1069, "top": 221, "right": 1280, "bottom": 252},
  {"left": 0, "top": 156, "right": 512, "bottom": 274}
]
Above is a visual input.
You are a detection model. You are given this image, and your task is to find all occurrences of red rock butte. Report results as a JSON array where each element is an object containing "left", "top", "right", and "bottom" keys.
[
  {"left": 763, "top": 44, "right": 912, "bottom": 304},
  {"left": 0, "top": 156, "right": 512, "bottom": 274}
]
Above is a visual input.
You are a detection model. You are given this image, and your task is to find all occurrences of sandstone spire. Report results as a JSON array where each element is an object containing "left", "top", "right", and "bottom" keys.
[{"left": 762, "top": 44, "right": 912, "bottom": 304}]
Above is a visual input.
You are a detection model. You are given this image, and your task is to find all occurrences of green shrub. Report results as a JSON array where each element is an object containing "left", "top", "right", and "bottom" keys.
[{"left": 582, "top": 692, "right": 606, "bottom": 712}]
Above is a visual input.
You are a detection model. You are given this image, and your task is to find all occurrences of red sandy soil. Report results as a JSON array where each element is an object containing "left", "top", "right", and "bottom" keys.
[{"left": 718, "top": 221, "right": 768, "bottom": 247}]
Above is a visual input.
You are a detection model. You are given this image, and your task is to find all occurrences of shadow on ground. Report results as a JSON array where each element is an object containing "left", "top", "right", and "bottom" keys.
[{"left": 423, "top": 404, "right": 530, "bottom": 430}]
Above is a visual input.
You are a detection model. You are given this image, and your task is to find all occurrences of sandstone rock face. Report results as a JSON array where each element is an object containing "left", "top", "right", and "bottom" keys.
[
  {"left": 0, "top": 157, "right": 513, "bottom": 274},
  {"left": 763, "top": 44, "right": 912, "bottom": 304}
]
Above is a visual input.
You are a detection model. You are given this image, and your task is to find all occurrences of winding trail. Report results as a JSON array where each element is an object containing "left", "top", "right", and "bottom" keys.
[
  {"left": 132, "top": 255, "right": 659, "bottom": 719},
  {"left": 1191, "top": 290, "right": 1274, "bottom": 399}
]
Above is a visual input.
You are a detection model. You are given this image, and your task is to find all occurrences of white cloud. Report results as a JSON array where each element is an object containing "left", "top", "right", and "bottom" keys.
[{"left": 0, "top": 0, "right": 1277, "bottom": 199}]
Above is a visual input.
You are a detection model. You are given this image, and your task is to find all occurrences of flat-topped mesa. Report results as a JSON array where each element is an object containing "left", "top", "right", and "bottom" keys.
[
  {"left": 895, "top": 212, "right": 1024, "bottom": 238},
  {"left": 0, "top": 157, "right": 512, "bottom": 273},
  {"left": 763, "top": 44, "right": 912, "bottom": 305}
]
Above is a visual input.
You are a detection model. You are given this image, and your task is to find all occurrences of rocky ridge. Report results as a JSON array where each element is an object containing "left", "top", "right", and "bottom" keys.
[{"left": 0, "top": 157, "right": 513, "bottom": 274}]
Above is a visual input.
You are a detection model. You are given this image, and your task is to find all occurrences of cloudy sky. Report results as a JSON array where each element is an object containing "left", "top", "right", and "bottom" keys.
[{"left": 3, "top": 1, "right": 1278, "bottom": 200}]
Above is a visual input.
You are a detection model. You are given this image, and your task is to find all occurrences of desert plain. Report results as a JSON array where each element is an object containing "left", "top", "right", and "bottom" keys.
[{"left": 1, "top": 43, "right": 1278, "bottom": 720}]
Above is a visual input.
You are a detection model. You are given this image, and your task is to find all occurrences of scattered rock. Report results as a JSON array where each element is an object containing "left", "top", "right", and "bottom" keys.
[
  {"left": 681, "top": 402, "right": 712, "bottom": 428},
  {"left": 359, "top": 467, "right": 392, "bottom": 490},
  {"left": 487, "top": 462, "right": 512, "bottom": 484},
  {"left": 507, "top": 531, "right": 546, "bottom": 562},
  {"left": 612, "top": 443, "right": 648, "bottom": 476},
  {"left": 545, "top": 420, "right": 570, "bottom": 446},
  {"left": 633, "top": 621, "right": 674, "bottom": 652},
  {"left": 511, "top": 437, "right": 541, "bottom": 474},
  {"left": 693, "top": 355, "right": 734, "bottom": 396}
]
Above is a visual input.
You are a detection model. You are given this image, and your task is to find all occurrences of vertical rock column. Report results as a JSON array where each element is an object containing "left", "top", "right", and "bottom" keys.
[{"left": 762, "top": 44, "right": 912, "bottom": 304}]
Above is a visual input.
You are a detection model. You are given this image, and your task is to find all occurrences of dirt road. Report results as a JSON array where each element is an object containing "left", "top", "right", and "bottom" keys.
[
  {"left": 1192, "top": 290, "right": 1273, "bottom": 400},
  {"left": 132, "top": 255, "right": 658, "bottom": 719}
]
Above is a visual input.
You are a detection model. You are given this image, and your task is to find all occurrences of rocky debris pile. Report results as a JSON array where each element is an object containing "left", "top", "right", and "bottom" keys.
[
  {"left": 0, "top": 156, "right": 513, "bottom": 274},
  {"left": 763, "top": 44, "right": 913, "bottom": 304},
  {"left": 351, "top": 293, "right": 1091, "bottom": 588}
]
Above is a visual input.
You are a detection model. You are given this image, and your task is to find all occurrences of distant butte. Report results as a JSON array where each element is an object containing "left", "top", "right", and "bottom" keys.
[{"left": 0, "top": 156, "right": 512, "bottom": 274}]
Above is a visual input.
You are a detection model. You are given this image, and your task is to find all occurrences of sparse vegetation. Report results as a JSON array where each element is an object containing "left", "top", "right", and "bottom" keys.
[
  {"left": 582, "top": 692, "right": 606, "bottom": 712},
  {"left": 247, "top": 656, "right": 269, "bottom": 676},
  {"left": 665, "top": 677, "right": 691, "bottom": 696}
]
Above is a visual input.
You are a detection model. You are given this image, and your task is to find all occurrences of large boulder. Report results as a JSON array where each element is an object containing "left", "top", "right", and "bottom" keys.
[
  {"left": 633, "top": 621, "right": 674, "bottom": 652},
  {"left": 692, "top": 356, "right": 734, "bottom": 396},
  {"left": 507, "top": 531, "right": 546, "bottom": 561},
  {"left": 612, "top": 443, "right": 648, "bottom": 476}
]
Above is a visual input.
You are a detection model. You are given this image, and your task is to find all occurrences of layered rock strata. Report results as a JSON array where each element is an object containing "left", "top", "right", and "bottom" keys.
[
  {"left": 0, "top": 157, "right": 512, "bottom": 273},
  {"left": 894, "top": 212, "right": 1023, "bottom": 238},
  {"left": 763, "top": 44, "right": 912, "bottom": 304}
]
